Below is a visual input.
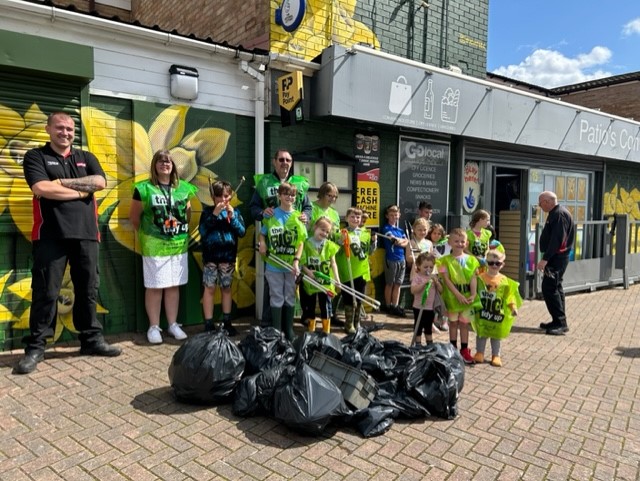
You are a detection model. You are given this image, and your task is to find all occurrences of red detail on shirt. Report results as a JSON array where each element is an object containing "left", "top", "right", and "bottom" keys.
[{"left": 31, "top": 197, "right": 43, "bottom": 241}]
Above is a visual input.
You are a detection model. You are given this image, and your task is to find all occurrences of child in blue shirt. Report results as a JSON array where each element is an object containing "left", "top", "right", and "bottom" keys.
[
  {"left": 381, "top": 204, "right": 409, "bottom": 317},
  {"left": 199, "top": 180, "right": 246, "bottom": 335}
]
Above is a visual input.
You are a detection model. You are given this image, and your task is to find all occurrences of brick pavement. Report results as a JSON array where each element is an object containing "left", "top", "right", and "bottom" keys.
[{"left": 1, "top": 285, "right": 640, "bottom": 480}]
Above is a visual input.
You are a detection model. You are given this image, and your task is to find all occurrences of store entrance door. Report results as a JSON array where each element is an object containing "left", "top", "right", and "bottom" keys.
[{"left": 491, "top": 167, "right": 529, "bottom": 288}]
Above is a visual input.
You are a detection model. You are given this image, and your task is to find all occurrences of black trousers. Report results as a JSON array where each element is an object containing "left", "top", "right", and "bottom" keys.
[
  {"left": 300, "top": 286, "right": 332, "bottom": 320},
  {"left": 341, "top": 276, "right": 366, "bottom": 307},
  {"left": 413, "top": 308, "right": 435, "bottom": 337},
  {"left": 541, "top": 255, "right": 570, "bottom": 326},
  {"left": 26, "top": 239, "right": 103, "bottom": 353}
]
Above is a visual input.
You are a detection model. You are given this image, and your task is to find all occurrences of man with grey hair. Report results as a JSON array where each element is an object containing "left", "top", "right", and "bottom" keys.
[{"left": 536, "top": 191, "right": 575, "bottom": 335}]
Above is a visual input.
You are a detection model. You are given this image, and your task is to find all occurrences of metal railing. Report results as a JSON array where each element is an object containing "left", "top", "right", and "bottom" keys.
[{"left": 532, "top": 215, "right": 640, "bottom": 297}]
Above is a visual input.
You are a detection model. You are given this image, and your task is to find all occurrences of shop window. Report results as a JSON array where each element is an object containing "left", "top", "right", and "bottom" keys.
[
  {"left": 528, "top": 169, "right": 591, "bottom": 269},
  {"left": 294, "top": 148, "right": 356, "bottom": 220}
]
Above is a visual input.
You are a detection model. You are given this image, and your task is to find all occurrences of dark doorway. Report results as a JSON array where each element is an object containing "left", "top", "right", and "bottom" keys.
[{"left": 493, "top": 167, "right": 522, "bottom": 236}]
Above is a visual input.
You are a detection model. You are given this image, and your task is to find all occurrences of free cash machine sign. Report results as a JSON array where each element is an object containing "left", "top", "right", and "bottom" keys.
[{"left": 278, "top": 71, "right": 304, "bottom": 126}]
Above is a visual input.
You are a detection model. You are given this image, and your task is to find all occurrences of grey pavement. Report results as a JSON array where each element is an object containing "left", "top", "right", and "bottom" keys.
[{"left": 1, "top": 285, "right": 640, "bottom": 480}]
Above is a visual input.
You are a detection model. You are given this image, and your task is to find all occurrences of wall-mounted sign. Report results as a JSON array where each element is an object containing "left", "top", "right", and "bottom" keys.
[
  {"left": 274, "top": 0, "right": 306, "bottom": 32},
  {"left": 398, "top": 137, "right": 450, "bottom": 227},
  {"left": 354, "top": 132, "right": 380, "bottom": 226},
  {"left": 462, "top": 161, "right": 480, "bottom": 213},
  {"left": 277, "top": 71, "right": 304, "bottom": 126}
]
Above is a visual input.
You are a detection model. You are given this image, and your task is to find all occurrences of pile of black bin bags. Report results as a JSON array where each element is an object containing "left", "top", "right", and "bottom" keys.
[{"left": 168, "top": 326, "right": 465, "bottom": 438}]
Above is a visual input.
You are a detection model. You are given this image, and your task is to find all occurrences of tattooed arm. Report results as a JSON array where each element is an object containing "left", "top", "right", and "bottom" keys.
[
  {"left": 58, "top": 175, "right": 106, "bottom": 193},
  {"left": 31, "top": 176, "right": 106, "bottom": 200}
]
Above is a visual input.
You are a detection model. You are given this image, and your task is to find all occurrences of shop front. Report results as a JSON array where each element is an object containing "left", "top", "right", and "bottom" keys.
[{"left": 311, "top": 44, "right": 640, "bottom": 294}]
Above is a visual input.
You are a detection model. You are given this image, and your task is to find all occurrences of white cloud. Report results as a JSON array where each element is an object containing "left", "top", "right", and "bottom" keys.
[
  {"left": 491, "top": 46, "right": 613, "bottom": 88},
  {"left": 622, "top": 18, "right": 640, "bottom": 36}
]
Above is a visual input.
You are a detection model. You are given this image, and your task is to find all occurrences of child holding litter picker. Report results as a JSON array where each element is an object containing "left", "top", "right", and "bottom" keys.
[
  {"left": 380, "top": 204, "right": 410, "bottom": 317},
  {"left": 199, "top": 180, "right": 246, "bottom": 335},
  {"left": 410, "top": 252, "right": 443, "bottom": 346},
  {"left": 472, "top": 250, "right": 522, "bottom": 367},
  {"left": 300, "top": 216, "right": 341, "bottom": 333},
  {"left": 258, "top": 182, "right": 307, "bottom": 341},
  {"left": 335, "top": 207, "right": 376, "bottom": 334}
]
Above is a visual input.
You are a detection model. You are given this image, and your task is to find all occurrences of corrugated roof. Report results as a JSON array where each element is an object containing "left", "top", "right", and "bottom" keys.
[
  {"left": 486, "top": 72, "right": 554, "bottom": 96},
  {"left": 487, "top": 71, "right": 640, "bottom": 95},
  {"left": 550, "top": 71, "right": 640, "bottom": 94}
]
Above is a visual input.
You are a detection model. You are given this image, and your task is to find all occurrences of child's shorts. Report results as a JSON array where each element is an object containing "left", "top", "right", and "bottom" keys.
[
  {"left": 203, "top": 262, "right": 235, "bottom": 288},
  {"left": 446, "top": 308, "right": 474, "bottom": 324},
  {"left": 384, "top": 259, "right": 406, "bottom": 285}
]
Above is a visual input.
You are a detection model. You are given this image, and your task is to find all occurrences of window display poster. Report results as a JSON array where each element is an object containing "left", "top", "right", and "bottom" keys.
[
  {"left": 354, "top": 132, "right": 380, "bottom": 227},
  {"left": 398, "top": 137, "right": 450, "bottom": 226}
]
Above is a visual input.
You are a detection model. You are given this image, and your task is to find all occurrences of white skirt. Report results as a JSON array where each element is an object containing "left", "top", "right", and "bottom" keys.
[{"left": 142, "top": 254, "right": 188, "bottom": 289}]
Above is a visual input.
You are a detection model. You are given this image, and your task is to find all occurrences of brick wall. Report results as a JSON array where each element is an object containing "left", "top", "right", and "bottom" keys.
[
  {"left": 51, "top": 0, "right": 132, "bottom": 21},
  {"left": 127, "top": 0, "right": 488, "bottom": 79},
  {"left": 131, "top": 0, "right": 270, "bottom": 49},
  {"left": 558, "top": 82, "right": 640, "bottom": 120},
  {"left": 356, "top": 0, "right": 488, "bottom": 78}
]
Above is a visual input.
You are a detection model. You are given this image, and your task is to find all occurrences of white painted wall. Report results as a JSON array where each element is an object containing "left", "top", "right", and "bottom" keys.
[{"left": 0, "top": 1, "right": 263, "bottom": 117}]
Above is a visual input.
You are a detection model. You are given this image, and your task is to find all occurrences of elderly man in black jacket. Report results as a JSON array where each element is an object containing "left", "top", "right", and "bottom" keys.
[{"left": 536, "top": 191, "right": 575, "bottom": 336}]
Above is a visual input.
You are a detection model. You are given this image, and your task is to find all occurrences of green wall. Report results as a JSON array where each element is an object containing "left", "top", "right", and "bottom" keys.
[{"left": 355, "top": 0, "right": 489, "bottom": 78}]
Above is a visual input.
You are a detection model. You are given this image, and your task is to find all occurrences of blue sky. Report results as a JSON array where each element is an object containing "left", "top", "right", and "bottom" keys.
[{"left": 487, "top": 1, "right": 640, "bottom": 88}]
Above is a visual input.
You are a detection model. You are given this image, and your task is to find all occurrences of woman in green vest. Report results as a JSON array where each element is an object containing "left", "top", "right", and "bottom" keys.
[{"left": 129, "top": 150, "right": 198, "bottom": 345}]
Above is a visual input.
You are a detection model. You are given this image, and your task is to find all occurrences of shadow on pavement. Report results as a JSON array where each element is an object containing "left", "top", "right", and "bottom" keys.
[
  {"left": 510, "top": 326, "right": 546, "bottom": 334},
  {"left": 615, "top": 346, "right": 640, "bottom": 358}
]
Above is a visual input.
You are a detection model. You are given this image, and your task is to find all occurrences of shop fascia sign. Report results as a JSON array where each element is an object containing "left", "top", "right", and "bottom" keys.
[{"left": 313, "top": 44, "right": 640, "bottom": 163}]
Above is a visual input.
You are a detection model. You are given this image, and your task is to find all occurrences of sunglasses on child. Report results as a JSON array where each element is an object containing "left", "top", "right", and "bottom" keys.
[{"left": 486, "top": 261, "right": 503, "bottom": 267}]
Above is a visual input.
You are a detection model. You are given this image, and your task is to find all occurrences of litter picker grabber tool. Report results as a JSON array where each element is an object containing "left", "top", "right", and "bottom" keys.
[
  {"left": 313, "top": 271, "right": 381, "bottom": 310},
  {"left": 341, "top": 229, "right": 362, "bottom": 332},
  {"left": 259, "top": 250, "right": 334, "bottom": 297},
  {"left": 209, "top": 175, "right": 246, "bottom": 223}
]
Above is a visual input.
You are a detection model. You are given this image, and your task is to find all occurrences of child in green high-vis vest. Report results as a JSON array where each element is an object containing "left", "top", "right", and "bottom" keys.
[
  {"left": 472, "top": 250, "right": 522, "bottom": 367},
  {"left": 335, "top": 207, "right": 376, "bottom": 334},
  {"left": 438, "top": 228, "right": 481, "bottom": 364},
  {"left": 300, "top": 216, "right": 341, "bottom": 333},
  {"left": 258, "top": 182, "right": 307, "bottom": 341}
]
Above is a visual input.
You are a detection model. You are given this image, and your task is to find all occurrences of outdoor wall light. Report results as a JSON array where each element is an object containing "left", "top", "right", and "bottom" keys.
[{"left": 169, "top": 65, "right": 199, "bottom": 100}]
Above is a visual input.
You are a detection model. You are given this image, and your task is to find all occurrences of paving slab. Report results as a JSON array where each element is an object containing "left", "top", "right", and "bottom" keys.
[{"left": 2, "top": 285, "right": 639, "bottom": 480}]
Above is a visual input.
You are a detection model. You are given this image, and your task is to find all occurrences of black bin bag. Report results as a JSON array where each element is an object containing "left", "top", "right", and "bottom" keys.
[
  {"left": 404, "top": 343, "right": 464, "bottom": 420},
  {"left": 354, "top": 405, "right": 396, "bottom": 438},
  {"left": 293, "top": 331, "right": 343, "bottom": 363},
  {"left": 238, "top": 327, "right": 296, "bottom": 375},
  {"left": 168, "top": 331, "right": 245, "bottom": 404},
  {"left": 232, "top": 365, "right": 286, "bottom": 417},
  {"left": 273, "top": 362, "right": 351, "bottom": 435}
]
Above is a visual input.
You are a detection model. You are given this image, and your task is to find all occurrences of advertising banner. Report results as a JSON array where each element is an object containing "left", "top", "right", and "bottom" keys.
[
  {"left": 354, "top": 132, "right": 380, "bottom": 227},
  {"left": 398, "top": 137, "right": 450, "bottom": 227}
]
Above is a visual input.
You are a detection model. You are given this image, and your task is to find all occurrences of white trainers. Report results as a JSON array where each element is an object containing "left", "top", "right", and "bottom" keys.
[
  {"left": 147, "top": 325, "right": 163, "bottom": 344},
  {"left": 168, "top": 323, "right": 188, "bottom": 340}
]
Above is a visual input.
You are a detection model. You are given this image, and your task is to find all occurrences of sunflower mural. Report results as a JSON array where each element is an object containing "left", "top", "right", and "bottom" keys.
[
  {"left": 604, "top": 184, "right": 640, "bottom": 220},
  {"left": 0, "top": 102, "right": 258, "bottom": 346},
  {"left": 604, "top": 183, "right": 640, "bottom": 253}
]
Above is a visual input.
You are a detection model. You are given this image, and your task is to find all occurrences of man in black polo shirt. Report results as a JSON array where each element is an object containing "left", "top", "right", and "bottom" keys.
[
  {"left": 15, "top": 112, "right": 121, "bottom": 375},
  {"left": 537, "top": 190, "right": 575, "bottom": 336}
]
